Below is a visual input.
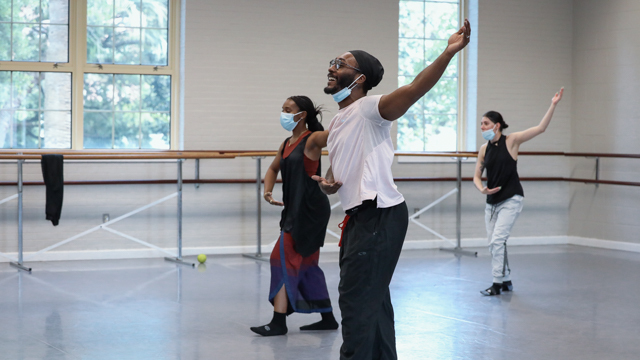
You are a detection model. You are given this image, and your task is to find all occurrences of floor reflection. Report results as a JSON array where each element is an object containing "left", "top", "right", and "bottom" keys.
[{"left": 0, "top": 246, "right": 639, "bottom": 359}]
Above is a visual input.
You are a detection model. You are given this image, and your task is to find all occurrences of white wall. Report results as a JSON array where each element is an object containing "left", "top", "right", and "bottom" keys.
[
  {"left": 569, "top": 0, "right": 640, "bottom": 242},
  {"left": 7, "top": 0, "right": 639, "bottom": 261},
  {"left": 183, "top": 0, "right": 398, "bottom": 151},
  {"left": 1, "top": 0, "right": 402, "bottom": 259},
  {"left": 474, "top": 0, "right": 574, "bottom": 239},
  {"left": 181, "top": 0, "right": 576, "bottom": 246}
]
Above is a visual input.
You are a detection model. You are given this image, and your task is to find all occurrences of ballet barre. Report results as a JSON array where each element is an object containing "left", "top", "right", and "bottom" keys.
[
  {"left": 1, "top": 150, "right": 638, "bottom": 271},
  {"left": 0, "top": 151, "right": 236, "bottom": 272}
]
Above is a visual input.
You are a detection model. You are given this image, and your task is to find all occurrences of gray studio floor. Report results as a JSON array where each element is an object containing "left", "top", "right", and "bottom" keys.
[{"left": 1, "top": 245, "right": 640, "bottom": 360}]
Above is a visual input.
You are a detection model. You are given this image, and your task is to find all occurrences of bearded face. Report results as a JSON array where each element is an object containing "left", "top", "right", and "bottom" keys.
[{"left": 324, "top": 56, "right": 361, "bottom": 95}]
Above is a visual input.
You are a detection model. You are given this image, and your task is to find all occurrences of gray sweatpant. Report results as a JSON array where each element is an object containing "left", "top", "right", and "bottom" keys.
[{"left": 485, "top": 195, "right": 524, "bottom": 283}]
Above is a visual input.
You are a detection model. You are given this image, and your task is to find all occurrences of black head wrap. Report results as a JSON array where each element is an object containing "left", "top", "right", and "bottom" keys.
[{"left": 349, "top": 50, "right": 384, "bottom": 91}]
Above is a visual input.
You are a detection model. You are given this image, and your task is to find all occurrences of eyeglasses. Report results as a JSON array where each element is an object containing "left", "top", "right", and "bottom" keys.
[{"left": 330, "top": 58, "right": 361, "bottom": 72}]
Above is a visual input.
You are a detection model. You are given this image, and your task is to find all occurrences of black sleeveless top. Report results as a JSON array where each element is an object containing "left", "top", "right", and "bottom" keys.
[
  {"left": 484, "top": 135, "right": 524, "bottom": 205},
  {"left": 279, "top": 134, "right": 331, "bottom": 257}
]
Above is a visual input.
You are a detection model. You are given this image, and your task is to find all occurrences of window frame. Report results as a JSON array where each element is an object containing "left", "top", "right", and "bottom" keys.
[
  {"left": 397, "top": 0, "right": 468, "bottom": 155},
  {"left": 0, "top": 0, "right": 181, "bottom": 150}
]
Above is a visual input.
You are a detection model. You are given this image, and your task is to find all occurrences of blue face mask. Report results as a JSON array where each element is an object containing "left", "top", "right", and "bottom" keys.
[
  {"left": 280, "top": 111, "right": 303, "bottom": 131},
  {"left": 332, "top": 74, "right": 364, "bottom": 103},
  {"left": 482, "top": 124, "right": 498, "bottom": 141}
]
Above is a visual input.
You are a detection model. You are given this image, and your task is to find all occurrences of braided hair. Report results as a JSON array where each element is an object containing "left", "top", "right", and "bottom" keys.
[{"left": 288, "top": 96, "right": 324, "bottom": 132}]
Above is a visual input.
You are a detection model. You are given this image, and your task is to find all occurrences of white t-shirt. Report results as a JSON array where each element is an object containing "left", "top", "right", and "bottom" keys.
[{"left": 327, "top": 95, "right": 405, "bottom": 211}]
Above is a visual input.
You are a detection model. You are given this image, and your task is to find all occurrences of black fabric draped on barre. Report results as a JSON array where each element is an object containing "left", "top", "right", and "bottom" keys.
[{"left": 41, "top": 154, "right": 64, "bottom": 226}]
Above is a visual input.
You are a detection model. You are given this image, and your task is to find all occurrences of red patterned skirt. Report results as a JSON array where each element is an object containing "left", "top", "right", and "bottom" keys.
[{"left": 269, "top": 231, "right": 333, "bottom": 314}]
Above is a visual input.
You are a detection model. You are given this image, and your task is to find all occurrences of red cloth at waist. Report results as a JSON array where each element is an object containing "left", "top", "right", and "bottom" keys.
[{"left": 338, "top": 214, "right": 350, "bottom": 247}]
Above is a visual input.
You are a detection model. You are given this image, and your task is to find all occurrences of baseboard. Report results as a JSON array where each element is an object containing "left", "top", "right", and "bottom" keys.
[
  {"left": 1, "top": 236, "right": 639, "bottom": 263},
  {"left": 567, "top": 236, "right": 640, "bottom": 253}
]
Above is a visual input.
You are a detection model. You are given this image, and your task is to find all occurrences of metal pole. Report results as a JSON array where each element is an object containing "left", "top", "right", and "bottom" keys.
[
  {"left": 456, "top": 157, "right": 462, "bottom": 247},
  {"left": 440, "top": 156, "right": 477, "bottom": 257},
  {"left": 256, "top": 157, "right": 262, "bottom": 255},
  {"left": 595, "top": 157, "right": 600, "bottom": 188},
  {"left": 194, "top": 158, "right": 200, "bottom": 189},
  {"left": 18, "top": 159, "right": 23, "bottom": 263},
  {"left": 11, "top": 159, "right": 31, "bottom": 272},
  {"left": 177, "top": 159, "right": 183, "bottom": 259},
  {"left": 243, "top": 156, "right": 268, "bottom": 261},
  {"left": 164, "top": 159, "right": 194, "bottom": 267}
]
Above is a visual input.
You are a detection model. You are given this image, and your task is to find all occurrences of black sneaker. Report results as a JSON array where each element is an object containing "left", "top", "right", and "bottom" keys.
[
  {"left": 480, "top": 283, "right": 502, "bottom": 296},
  {"left": 501, "top": 281, "right": 513, "bottom": 292}
]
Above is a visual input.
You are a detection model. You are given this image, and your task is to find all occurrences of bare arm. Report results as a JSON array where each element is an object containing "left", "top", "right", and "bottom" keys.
[
  {"left": 311, "top": 166, "right": 342, "bottom": 195},
  {"left": 378, "top": 19, "right": 471, "bottom": 121},
  {"left": 264, "top": 142, "right": 284, "bottom": 206},
  {"left": 509, "top": 87, "right": 564, "bottom": 146},
  {"left": 304, "top": 130, "right": 329, "bottom": 161},
  {"left": 473, "top": 144, "right": 501, "bottom": 195}
]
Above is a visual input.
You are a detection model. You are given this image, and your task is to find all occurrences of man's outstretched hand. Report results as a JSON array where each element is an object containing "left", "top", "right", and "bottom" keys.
[
  {"left": 311, "top": 175, "right": 342, "bottom": 195},
  {"left": 445, "top": 18, "right": 471, "bottom": 56}
]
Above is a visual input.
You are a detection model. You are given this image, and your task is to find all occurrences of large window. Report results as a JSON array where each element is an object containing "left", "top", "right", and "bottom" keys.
[
  {"left": 0, "top": 0, "right": 69, "bottom": 62},
  {"left": 86, "top": 0, "right": 168, "bottom": 65},
  {"left": 0, "top": 71, "right": 72, "bottom": 148},
  {"left": 0, "top": 0, "right": 178, "bottom": 149},
  {"left": 83, "top": 73, "right": 170, "bottom": 149},
  {"left": 398, "top": 0, "right": 461, "bottom": 152}
]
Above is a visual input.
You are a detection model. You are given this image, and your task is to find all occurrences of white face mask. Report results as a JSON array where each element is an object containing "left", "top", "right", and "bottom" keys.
[{"left": 482, "top": 124, "right": 498, "bottom": 141}]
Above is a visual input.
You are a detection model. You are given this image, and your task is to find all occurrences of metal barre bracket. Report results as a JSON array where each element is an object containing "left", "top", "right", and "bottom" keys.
[
  {"left": 242, "top": 253, "right": 269, "bottom": 262},
  {"left": 10, "top": 262, "right": 32, "bottom": 272},
  {"left": 164, "top": 257, "right": 195, "bottom": 267},
  {"left": 439, "top": 247, "right": 478, "bottom": 257}
]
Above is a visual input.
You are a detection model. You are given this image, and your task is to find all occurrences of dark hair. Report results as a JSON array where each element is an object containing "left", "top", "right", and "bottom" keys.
[
  {"left": 483, "top": 110, "right": 509, "bottom": 131},
  {"left": 288, "top": 96, "right": 324, "bottom": 132}
]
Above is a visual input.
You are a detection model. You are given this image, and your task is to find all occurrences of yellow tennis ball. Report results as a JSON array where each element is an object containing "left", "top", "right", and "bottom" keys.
[{"left": 197, "top": 254, "right": 207, "bottom": 263}]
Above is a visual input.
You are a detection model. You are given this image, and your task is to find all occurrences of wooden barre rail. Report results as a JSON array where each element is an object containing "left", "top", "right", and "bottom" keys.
[
  {"left": 0, "top": 150, "right": 638, "bottom": 188},
  {"left": 0, "top": 150, "right": 474, "bottom": 159},
  {"left": 2, "top": 177, "right": 639, "bottom": 187},
  {"left": 1, "top": 150, "right": 640, "bottom": 160},
  {"left": 0, "top": 153, "right": 238, "bottom": 160}
]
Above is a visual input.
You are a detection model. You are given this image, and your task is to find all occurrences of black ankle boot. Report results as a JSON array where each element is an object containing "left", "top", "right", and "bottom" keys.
[{"left": 480, "top": 283, "right": 502, "bottom": 296}]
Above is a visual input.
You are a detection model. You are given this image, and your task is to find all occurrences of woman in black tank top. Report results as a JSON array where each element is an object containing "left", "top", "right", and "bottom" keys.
[
  {"left": 473, "top": 88, "right": 564, "bottom": 296},
  {"left": 250, "top": 96, "right": 340, "bottom": 337}
]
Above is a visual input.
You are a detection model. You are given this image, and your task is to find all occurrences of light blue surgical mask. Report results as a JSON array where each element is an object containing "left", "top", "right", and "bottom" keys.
[
  {"left": 482, "top": 124, "right": 498, "bottom": 141},
  {"left": 280, "top": 111, "right": 303, "bottom": 131},
  {"left": 332, "top": 74, "right": 364, "bottom": 103}
]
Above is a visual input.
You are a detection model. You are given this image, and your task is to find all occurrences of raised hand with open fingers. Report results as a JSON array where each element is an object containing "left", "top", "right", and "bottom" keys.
[
  {"left": 446, "top": 18, "right": 471, "bottom": 56},
  {"left": 552, "top": 87, "right": 564, "bottom": 105}
]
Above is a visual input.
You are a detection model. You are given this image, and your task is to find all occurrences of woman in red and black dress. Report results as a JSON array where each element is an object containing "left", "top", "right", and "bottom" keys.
[{"left": 250, "top": 96, "right": 338, "bottom": 336}]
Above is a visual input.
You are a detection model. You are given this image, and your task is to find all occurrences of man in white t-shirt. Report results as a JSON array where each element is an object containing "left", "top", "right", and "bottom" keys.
[{"left": 312, "top": 19, "right": 471, "bottom": 360}]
